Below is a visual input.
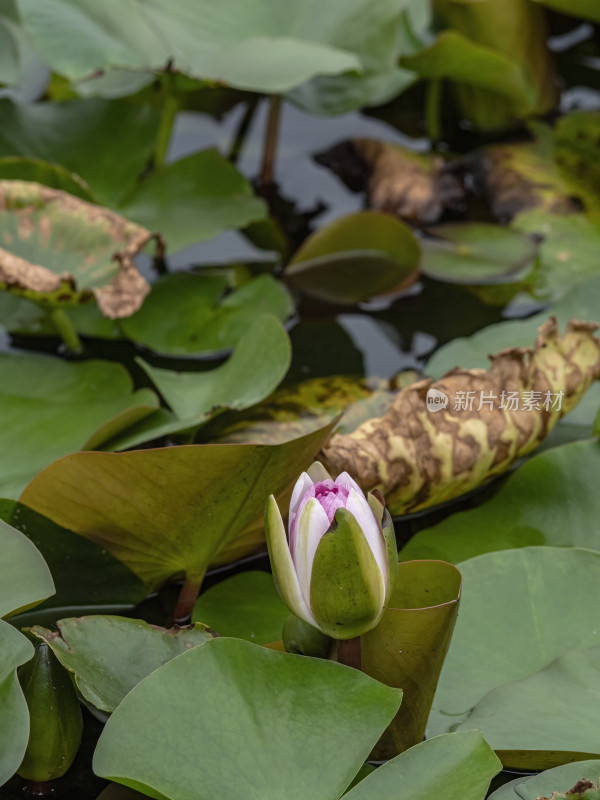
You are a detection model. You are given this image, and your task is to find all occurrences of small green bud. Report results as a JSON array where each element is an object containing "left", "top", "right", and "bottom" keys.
[{"left": 18, "top": 642, "right": 83, "bottom": 783}]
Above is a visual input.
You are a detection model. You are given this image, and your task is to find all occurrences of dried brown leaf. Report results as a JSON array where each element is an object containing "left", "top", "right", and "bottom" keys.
[{"left": 0, "top": 181, "right": 162, "bottom": 318}]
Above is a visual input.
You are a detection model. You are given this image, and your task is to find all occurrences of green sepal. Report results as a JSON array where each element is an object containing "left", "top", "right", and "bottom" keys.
[
  {"left": 282, "top": 614, "right": 332, "bottom": 658},
  {"left": 264, "top": 495, "right": 314, "bottom": 625},
  {"left": 18, "top": 641, "right": 83, "bottom": 782},
  {"left": 368, "top": 492, "right": 398, "bottom": 604},
  {"left": 310, "top": 507, "right": 384, "bottom": 639},
  {"left": 307, "top": 461, "right": 332, "bottom": 482}
]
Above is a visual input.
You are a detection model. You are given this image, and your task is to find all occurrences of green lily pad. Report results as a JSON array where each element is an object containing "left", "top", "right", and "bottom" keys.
[
  {"left": 1, "top": 501, "right": 147, "bottom": 616},
  {"left": 110, "top": 314, "right": 292, "bottom": 450},
  {"left": 192, "top": 571, "right": 288, "bottom": 645},
  {"left": 20, "top": 421, "right": 336, "bottom": 587},
  {"left": 0, "top": 517, "right": 54, "bottom": 618},
  {"left": 0, "top": 180, "right": 159, "bottom": 318},
  {"left": 345, "top": 731, "right": 501, "bottom": 800},
  {"left": 93, "top": 637, "right": 402, "bottom": 800},
  {"left": 400, "top": 439, "right": 600, "bottom": 564},
  {"left": 0, "top": 15, "right": 18, "bottom": 85},
  {"left": 120, "top": 272, "right": 293, "bottom": 356},
  {"left": 513, "top": 210, "right": 600, "bottom": 302},
  {"left": 0, "top": 98, "right": 159, "bottom": 207},
  {"left": 0, "top": 352, "right": 158, "bottom": 499},
  {"left": 0, "top": 620, "right": 34, "bottom": 786},
  {"left": 361, "top": 560, "right": 461, "bottom": 758},
  {"left": 421, "top": 223, "right": 538, "bottom": 285},
  {"left": 429, "top": 547, "right": 600, "bottom": 768},
  {"left": 16, "top": 0, "right": 415, "bottom": 94},
  {"left": 0, "top": 521, "right": 54, "bottom": 786},
  {"left": 400, "top": 30, "right": 536, "bottom": 113},
  {"left": 0, "top": 157, "right": 94, "bottom": 200},
  {"left": 29, "top": 616, "right": 215, "bottom": 713},
  {"left": 455, "top": 645, "right": 600, "bottom": 765},
  {"left": 489, "top": 760, "right": 600, "bottom": 800},
  {"left": 285, "top": 211, "right": 420, "bottom": 305},
  {"left": 120, "top": 150, "right": 267, "bottom": 254}
]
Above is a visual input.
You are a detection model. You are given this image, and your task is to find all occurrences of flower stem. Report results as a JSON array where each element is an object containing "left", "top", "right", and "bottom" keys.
[
  {"left": 425, "top": 78, "right": 443, "bottom": 143},
  {"left": 49, "top": 307, "right": 83, "bottom": 354},
  {"left": 24, "top": 779, "right": 53, "bottom": 796},
  {"left": 337, "top": 637, "right": 362, "bottom": 671},
  {"left": 259, "top": 94, "right": 282, "bottom": 187},
  {"left": 173, "top": 575, "right": 204, "bottom": 624}
]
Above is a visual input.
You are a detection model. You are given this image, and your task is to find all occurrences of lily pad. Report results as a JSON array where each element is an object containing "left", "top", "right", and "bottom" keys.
[
  {"left": 361, "top": 560, "right": 461, "bottom": 757},
  {"left": 0, "top": 352, "right": 158, "bottom": 499},
  {"left": 20, "top": 422, "right": 336, "bottom": 587},
  {"left": 0, "top": 181, "right": 159, "bottom": 318},
  {"left": 29, "top": 616, "right": 215, "bottom": 713},
  {"left": 0, "top": 620, "right": 34, "bottom": 786},
  {"left": 0, "top": 98, "right": 159, "bottom": 207},
  {"left": 455, "top": 645, "right": 600, "bottom": 766},
  {"left": 345, "top": 731, "right": 501, "bottom": 800},
  {"left": 0, "top": 157, "right": 94, "bottom": 200},
  {"left": 16, "top": 0, "right": 416, "bottom": 94},
  {"left": 285, "top": 211, "right": 420, "bottom": 305},
  {"left": 400, "top": 30, "right": 536, "bottom": 114},
  {"left": 109, "top": 314, "right": 292, "bottom": 450},
  {"left": 489, "top": 760, "right": 600, "bottom": 800},
  {"left": 429, "top": 546, "right": 600, "bottom": 768},
  {"left": 400, "top": 439, "right": 600, "bottom": 564},
  {"left": 0, "top": 522, "right": 54, "bottom": 786},
  {"left": 0, "top": 517, "right": 54, "bottom": 618},
  {"left": 119, "top": 150, "right": 268, "bottom": 254},
  {"left": 1, "top": 501, "right": 147, "bottom": 616},
  {"left": 93, "top": 637, "right": 402, "bottom": 800},
  {"left": 192, "top": 571, "right": 289, "bottom": 644},
  {"left": 121, "top": 272, "right": 293, "bottom": 356},
  {"left": 421, "top": 223, "right": 538, "bottom": 285}
]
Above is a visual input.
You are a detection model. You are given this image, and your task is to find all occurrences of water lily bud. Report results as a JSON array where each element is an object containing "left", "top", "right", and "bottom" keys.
[
  {"left": 18, "top": 641, "right": 83, "bottom": 783},
  {"left": 282, "top": 613, "right": 332, "bottom": 658},
  {"left": 265, "top": 462, "right": 397, "bottom": 639}
]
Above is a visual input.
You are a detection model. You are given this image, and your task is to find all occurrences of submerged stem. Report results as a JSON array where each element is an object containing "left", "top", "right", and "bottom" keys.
[
  {"left": 50, "top": 308, "right": 83, "bottom": 354},
  {"left": 228, "top": 95, "right": 259, "bottom": 164},
  {"left": 259, "top": 94, "right": 282, "bottom": 187},
  {"left": 173, "top": 575, "right": 204, "bottom": 624},
  {"left": 337, "top": 637, "right": 362, "bottom": 671},
  {"left": 425, "top": 78, "right": 442, "bottom": 143},
  {"left": 154, "top": 73, "right": 179, "bottom": 169}
]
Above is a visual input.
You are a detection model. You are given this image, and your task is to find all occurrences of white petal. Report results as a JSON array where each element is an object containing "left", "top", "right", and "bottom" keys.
[
  {"left": 345, "top": 488, "right": 388, "bottom": 603},
  {"left": 289, "top": 471, "right": 314, "bottom": 527},
  {"left": 334, "top": 471, "right": 363, "bottom": 495},
  {"left": 292, "top": 497, "right": 330, "bottom": 610},
  {"left": 265, "top": 495, "right": 316, "bottom": 626}
]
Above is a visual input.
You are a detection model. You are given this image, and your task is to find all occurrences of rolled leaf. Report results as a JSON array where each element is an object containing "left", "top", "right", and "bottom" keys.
[{"left": 321, "top": 319, "right": 600, "bottom": 514}]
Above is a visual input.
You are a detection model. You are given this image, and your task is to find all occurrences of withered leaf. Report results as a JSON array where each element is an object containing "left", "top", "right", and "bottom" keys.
[
  {"left": 539, "top": 778, "right": 600, "bottom": 800},
  {"left": 317, "top": 139, "right": 465, "bottom": 226},
  {"left": 321, "top": 319, "right": 600, "bottom": 515},
  {"left": 0, "top": 181, "right": 163, "bottom": 318}
]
